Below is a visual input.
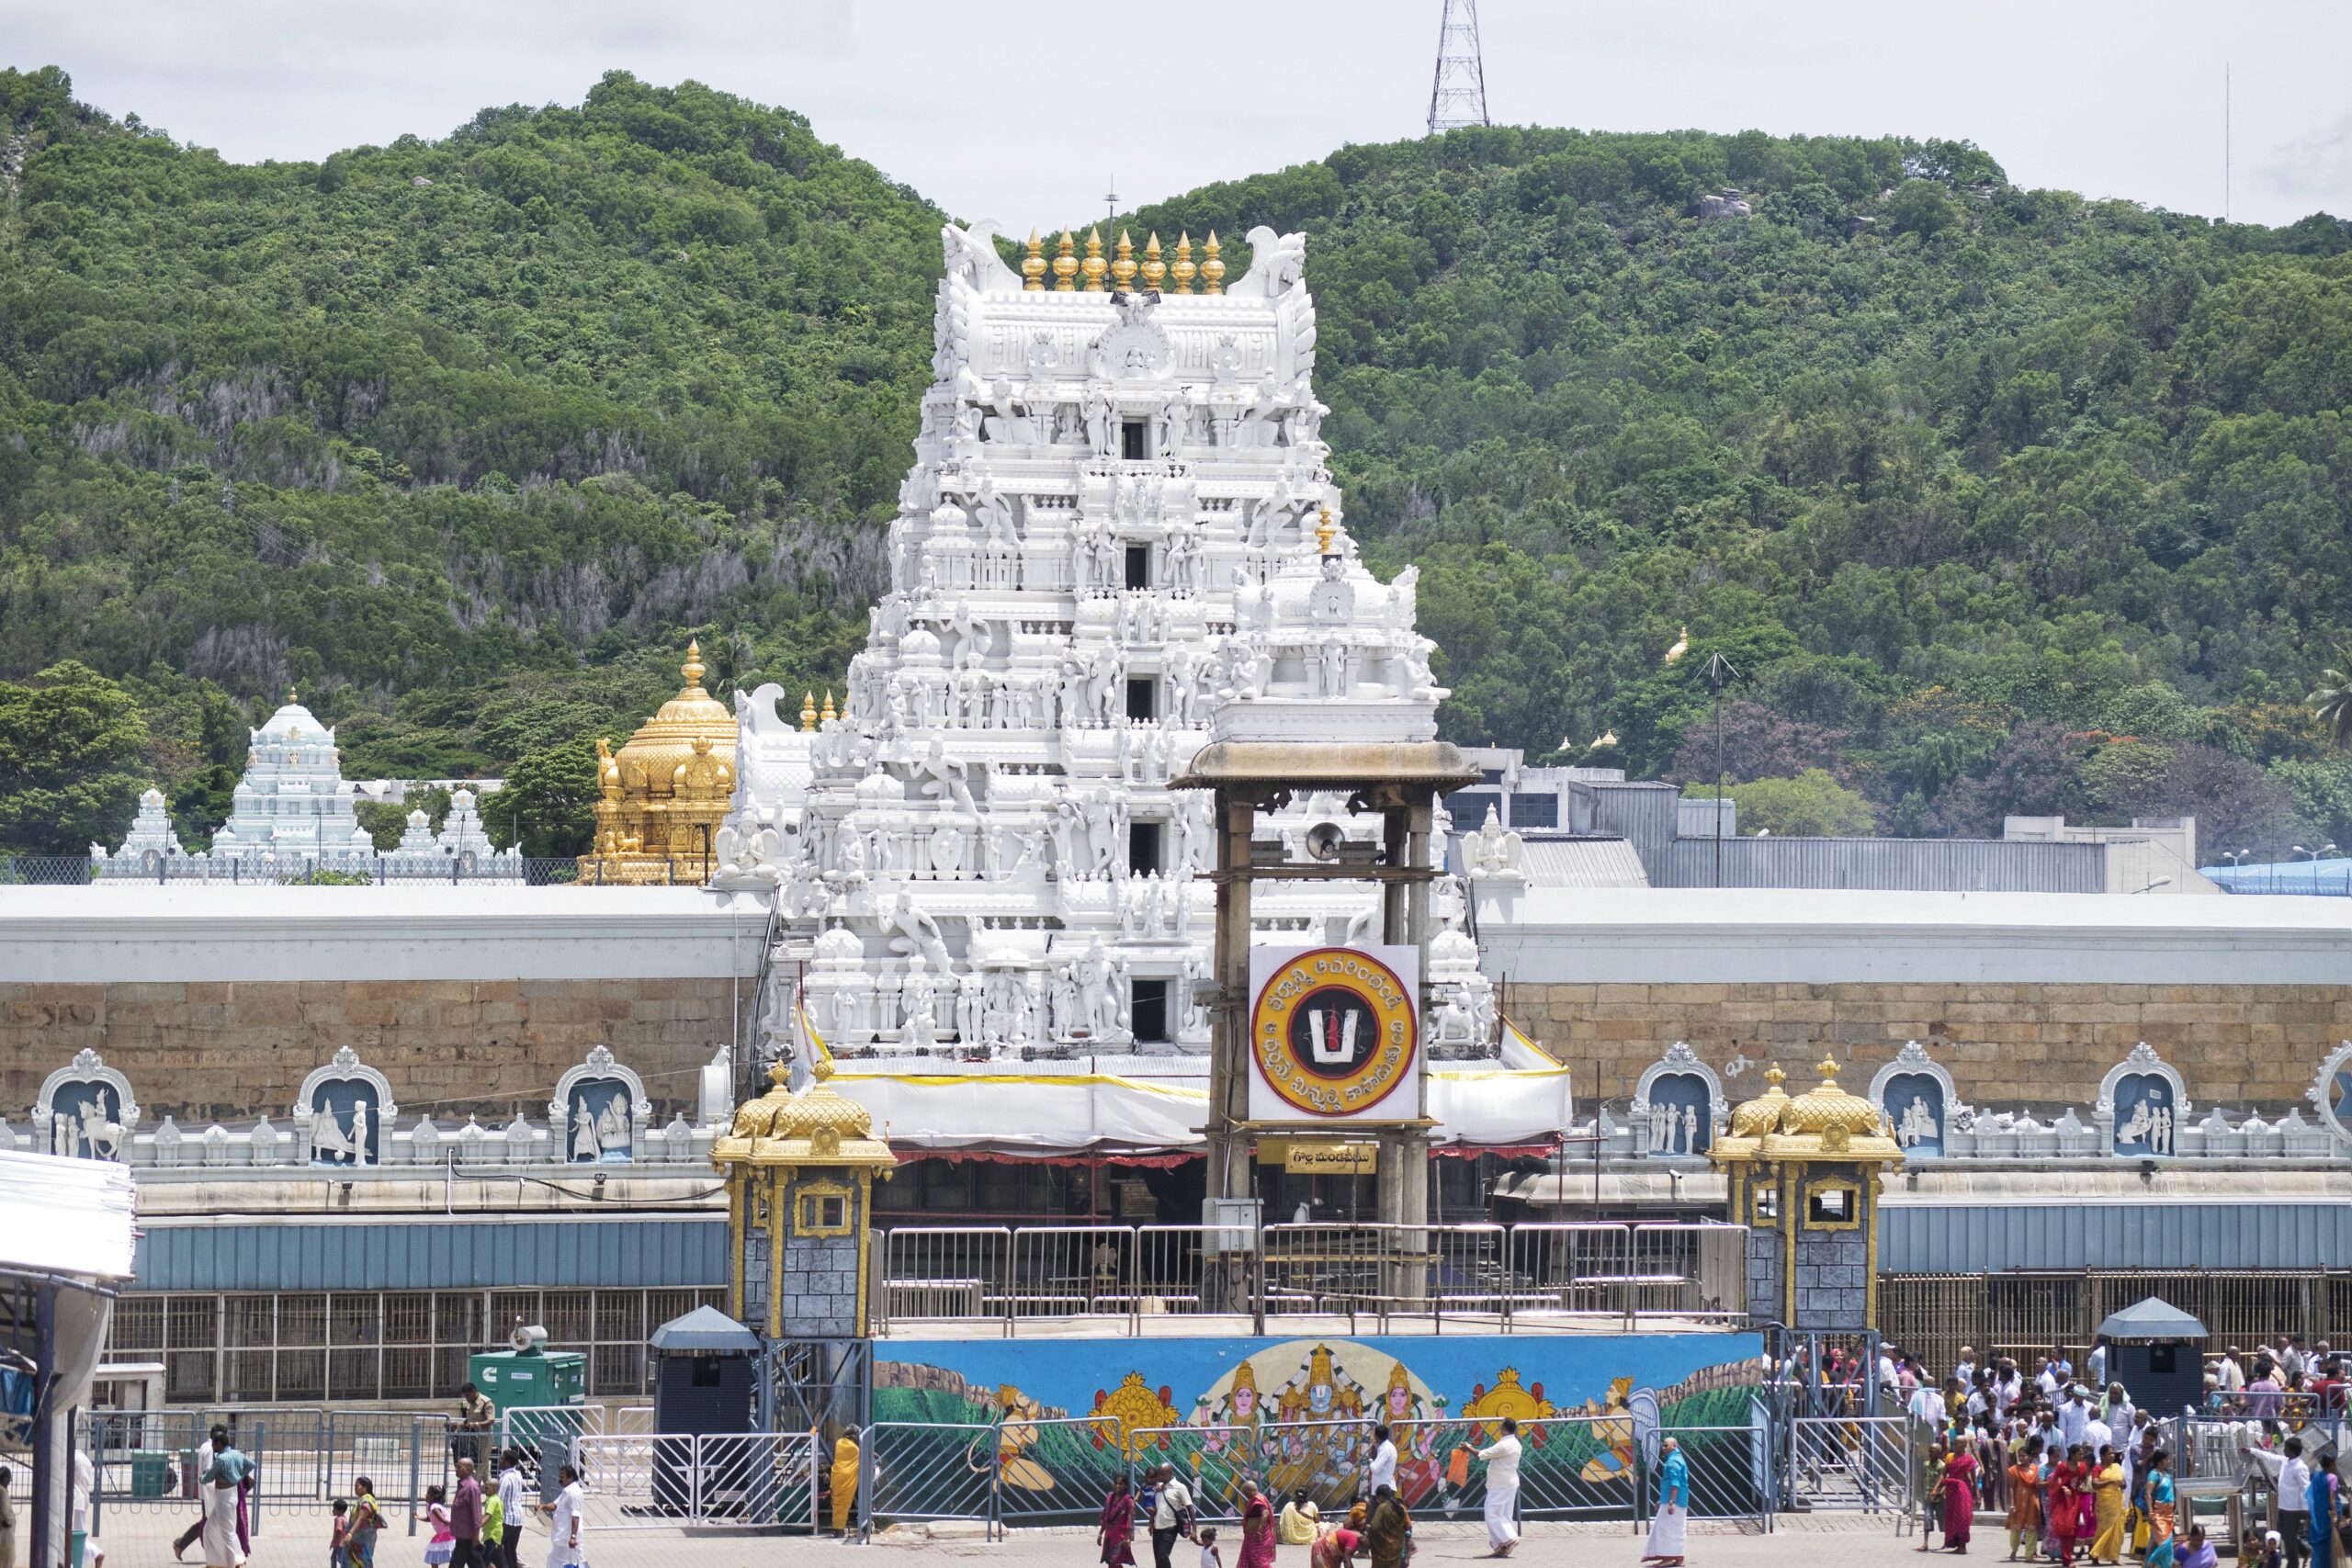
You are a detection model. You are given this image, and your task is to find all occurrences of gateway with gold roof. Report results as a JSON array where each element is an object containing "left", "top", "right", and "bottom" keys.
[{"left": 580, "top": 641, "right": 740, "bottom": 885}]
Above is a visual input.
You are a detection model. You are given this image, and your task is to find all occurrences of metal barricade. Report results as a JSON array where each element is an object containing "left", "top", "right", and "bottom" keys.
[
  {"left": 866, "top": 1419, "right": 1001, "bottom": 1534},
  {"left": 565, "top": 1431, "right": 820, "bottom": 1530},
  {"left": 612, "top": 1405, "right": 657, "bottom": 1437},
  {"left": 990, "top": 1414, "right": 1134, "bottom": 1528},
  {"left": 1421, "top": 1224, "right": 1512, "bottom": 1326},
  {"left": 327, "top": 1411, "right": 446, "bottom": 1506},
  {"left": 1630, "top": 1224, "right": 1750, "bottom": 1326},
  {"left": 1508, "top": 1223, "right": 1634, "bottom": 1328},
  {"left": 569, "top": 1431, "right": 667, "bottom": 1530},
  {"left": 1787, "top": 1413, "right": 1915, "bottom": 1515},
  {"left": 1132, "top": 1225, "right": 1235, "bottom": 1323},
  {"left": 1648, "top": 1423, "right": 1775, "bottom": 1528},
  {"left": 87, "top": 1411, "right": 209, "bottom": 1518},
  {"left": 1261, "top": 1225, "right": 1387, "bottom": 1327},
  {"left": 877, "top": 1226, "right": 1012, "bottom": 1333},
  {"left": 1006, "top": 1225, "right": 1134, "bottom": 1325},
  {"left": 1512, "top": 1412, "right": 1642, "bottom": 1520},
  {"left": 1127, "top": 1419, "right": 1375, "bottom": 1521}
]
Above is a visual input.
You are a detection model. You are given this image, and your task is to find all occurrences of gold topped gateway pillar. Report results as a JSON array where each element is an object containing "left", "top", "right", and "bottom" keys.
[
  {"left": 1711, "top": 1056, "right": 1904, "bottom": 1331},
  {"left": 578, "top": 641, "right": 740, "bottom": 885}
]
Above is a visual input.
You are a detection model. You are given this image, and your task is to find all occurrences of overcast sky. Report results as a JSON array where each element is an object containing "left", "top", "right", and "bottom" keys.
[{"left": 8, "top": 0, "right": 2350, "bottom": 230}]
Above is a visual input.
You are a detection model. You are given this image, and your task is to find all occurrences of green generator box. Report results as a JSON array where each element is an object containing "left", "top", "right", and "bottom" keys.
[{"left": 465, "top": 1348, "right": 586, "bottom": 1414}]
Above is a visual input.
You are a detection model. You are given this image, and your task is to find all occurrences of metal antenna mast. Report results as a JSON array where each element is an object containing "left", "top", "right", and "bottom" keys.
[{"left": 1427, "top": 0, "right": 1491, "bottom": 135}]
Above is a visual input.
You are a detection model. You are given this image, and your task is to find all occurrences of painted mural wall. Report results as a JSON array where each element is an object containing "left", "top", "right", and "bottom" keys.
[{"left": 872, "top": 1332, "right": 1763, "bottom": 1526}]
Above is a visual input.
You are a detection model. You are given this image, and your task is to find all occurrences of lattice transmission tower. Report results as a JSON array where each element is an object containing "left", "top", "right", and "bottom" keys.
[{"left": 1427, "top": 0, "right": 1491, "bottom": 135}]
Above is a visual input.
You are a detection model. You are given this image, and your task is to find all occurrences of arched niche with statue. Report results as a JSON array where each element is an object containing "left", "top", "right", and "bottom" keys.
[
  {"left": 295, "top": 1046, "right": 397, "bottom": 1168},
  {"left": 1868, "top": 1041, "right": 1957, "bottom": 1158},
  {"left": 1630, "top": 1041, "right": 1723, "bottom": 1157},
  {"left": 2098, "top": 1042, "right": 2190, "bottom": 1158},
  {"left": 34, "top": 1048, "right": 140, "bottom": 1161},
  {"left": 550, "top": 1044, "right": 651, "bottom": 1164}
]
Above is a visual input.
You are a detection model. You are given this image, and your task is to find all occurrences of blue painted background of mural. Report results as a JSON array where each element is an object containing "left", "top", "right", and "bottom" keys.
[
  {"left": 1882, "top": 1072, "right": 1946, "bottom": 1156},
  {"left": 2112, "top": 1073, "right": 2177, "bottom": 1156},
  {"left": 47, "top": 1080, "right": 123, "bottom": 1158},
  {"left": 1645, "top": 1074, "right": 1713, "bottom": 1156},
  {"left": 876, "top": 1331, "right": 1758, "bottom": 1428},
  {"left": 310, "top": 1078, "right": 381, "bottom": 1165},
  {"left": 564, "top": 1080, "right": 634, "bottom": 1163}
]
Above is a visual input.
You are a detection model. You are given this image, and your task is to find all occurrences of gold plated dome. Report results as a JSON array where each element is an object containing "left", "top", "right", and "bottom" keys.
[
  {"left": 1729, "top": 1065, "right": 1792, "bottom": 1138},
  {"left": 1780, "top": 1055, "right": 1884, "bottom": 1136},
  {"left": 579, "top": 641, "right": 740, "bottom": 884}
]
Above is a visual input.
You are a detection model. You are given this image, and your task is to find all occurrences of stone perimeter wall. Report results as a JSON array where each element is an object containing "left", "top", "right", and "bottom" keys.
[
  {"left": 1520, "top": 980, "right": 2350, "bottom": 1109},
  {"left": 0, "top": 977, "right": 736, "bottom": 1124}
]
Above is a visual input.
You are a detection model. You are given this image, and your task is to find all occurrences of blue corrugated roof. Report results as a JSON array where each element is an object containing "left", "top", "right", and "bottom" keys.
[
  {"left": 132, "top": 1217, "right": 729, "bottom": 1292},
  {"left": 1883, "top": 1203, "right": 2352, "bottom": 1273}
]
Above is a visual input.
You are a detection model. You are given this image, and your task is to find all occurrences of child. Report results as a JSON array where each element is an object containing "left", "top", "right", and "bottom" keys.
[
  {"left": 1195, "top": 1526, "right": 1220, "bottom": 1568},
  {"left": 327, "top": 1499, "right": 351, "bottom": 1568},
  {"left": 2258, "top": 1529, "right": 2283, "bottom": 1568},
  {"left": 481, "top": 1481, "right": 504, "bottom": 1567},
  {"left": 419, "top": 1483, "right": 454, "bottom": 1568}
]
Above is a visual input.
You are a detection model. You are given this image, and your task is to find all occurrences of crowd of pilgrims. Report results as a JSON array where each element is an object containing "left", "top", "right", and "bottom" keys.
[{"left": 1785, "top": 1337, "right": 2352, "bottom": 1567}]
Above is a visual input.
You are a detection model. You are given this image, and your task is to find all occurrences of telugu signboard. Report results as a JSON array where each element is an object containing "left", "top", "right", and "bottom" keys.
[{"left": 1246, "top": 944, "right": 1421, "bottom": 1124}]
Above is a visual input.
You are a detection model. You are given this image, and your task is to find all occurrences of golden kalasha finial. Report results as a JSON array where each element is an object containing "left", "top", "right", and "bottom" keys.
[
  {"left": 800, "top": 691, "right": 817, "bottom": 731},
  {"left": 683, "top": 639, "right": 706, "bottom": 689},
  {"left": 1201, "top": 231, "right": 1226, "bottom": 294},
  {"left": 1316, "top": 505, "right": 1338, "bottom": 556},
  {"left": 287, "top": 685, "right": 299, "bottom": 705},
  {"left": 821, "top": 690, "right": 837, "bottom": 724},
  {"left": 1022, "top": 228, "right": 1046, "bottom": 291},
  {"left": 1140, "top": 231, "right": 1166, "bottom": 291},
  {"left": 1816, "top": 1055, "right": 1841, "bottom": 1083},
  {"left": 1170, "top": 232, "right": 1195, "bottom": 294},
  {"left": 1080, "top": 227, "right": 1107, "bottom": 292},
  {"left": 1052, "top": 231, "right": 1078, "bottom": 291},
  {"left": 1111, "top": 230, "right": 1137, "bottom": 292},
  {"left": 1765, "top": 1064, "right": 1786, "bottom": 1089}
]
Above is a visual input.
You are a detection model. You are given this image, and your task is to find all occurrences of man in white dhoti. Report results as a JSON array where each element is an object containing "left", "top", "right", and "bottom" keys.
[
  {"left": 201, "top": 1427, "right": 253, "bottom": 1568},
  {"left": 1477, "top": 1415, "right": 1521, "bottom": 1557},
  {"left": 538, "top": 1462, "right": 582, "bottom": 1568},
  {"left": 1644, "top": 1435, "right": 1689, "bottom": 1566}
]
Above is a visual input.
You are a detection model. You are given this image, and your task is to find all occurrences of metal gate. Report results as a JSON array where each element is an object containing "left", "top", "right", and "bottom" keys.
[{"left": 1786, "top": 1414, "right": 1916, "bottom": 1515}]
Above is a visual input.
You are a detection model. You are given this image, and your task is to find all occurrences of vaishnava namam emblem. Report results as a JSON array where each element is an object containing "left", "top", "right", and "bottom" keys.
[{"left": 1250, "top": 947, "right": 1416, "bottom": 1117}]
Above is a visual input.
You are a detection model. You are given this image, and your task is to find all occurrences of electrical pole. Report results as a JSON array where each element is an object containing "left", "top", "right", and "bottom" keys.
[
  {"left": 1427, "top": 0, "right": 1492, "bottom": 135},
  {"left": 1708, "top": 651, "right": 1739, "bottom": 888}
]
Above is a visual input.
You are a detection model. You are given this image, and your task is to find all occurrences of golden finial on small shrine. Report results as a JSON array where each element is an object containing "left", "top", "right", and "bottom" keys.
[
  {"left": 1315, "top": 505, "right": 1337, "bottom": 555},
  {"left": 821, "top": 690, "right": 837, "bottom": 724},
  {"left": 287, "top": 685, "right": 299, "bottom": 705},
  {"left": 1141, "top": 231, "right": 1166, "bottom": 292},
  {"left": 1171, "top": 232, "right": 1195, "bottom": 294},
  {"left": 1201, "top": 231, "right": 1226, "bottom": 294},
  {"left": 800, "top": 691, "right": 817, "bottom": 731},
  {"left": 683, "top": 639, "right": 706, "bottom": 688},
  {"left": 1022, "top": 228, "right": 1046, "bottom": 291},
  {"left": 1052, "top": 231, "right": 1078, "bottom": 291},
  {"left": 1111, "top": 230, "right": 1137, "bottom": 292},
  {"left": 1816, "top": 1055, "right": 1841, "bottom": 1084},
  {"left": 1765, "top": 1065, "right": 1787, "bottom": 1089},
  {"left": 1080, "top": 227, "right": 1107, "bottom": 291}
]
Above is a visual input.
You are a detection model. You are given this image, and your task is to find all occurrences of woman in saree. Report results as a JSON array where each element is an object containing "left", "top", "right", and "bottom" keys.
[
  {"left": 2088, "top": 1448, "right": 2127, "bottom": 1565},
  {"left": 2143, "top": 1451, "right": 2177, "bottom": 1568},
  {"left": 1096, "top": 1472, "right": 1137, "bottom": 1567},
  {"left": 2048, "top": 1447, "right": 2086, "bottom": 1566},
  {"left": 1941, "top": 1438, "right": 1981, "bottom": 1553},
  {"left": 1235, "top": 1478, "right": 1278, "bottom": 1568},
  {"left": 2308, "top": 1452, "right": 2339, "bottom": 1568},
  {"left": 2006, "top": 1435, "right": 2045, "bottom": 1562}
]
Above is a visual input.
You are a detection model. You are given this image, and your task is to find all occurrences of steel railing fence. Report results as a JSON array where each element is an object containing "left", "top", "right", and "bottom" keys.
[
  {"left": 1648, "top": 1422, "right": 1776, "bottom": 1529},
  {"left": 17, "top": 856, "right": 593, "bottom": 886},
  {"left": 566, "top": 1431, "right": 819, "bottom": 1532},
  {"left": 866, "top": 1419, "right": 1002, "bottom": 1537},
  {"left": 868, "top": 1221, "right": 1751, "bottom": 1336},
  {"left": 1784, "top": 1414, "right": 1917, "bottom": 1517}
]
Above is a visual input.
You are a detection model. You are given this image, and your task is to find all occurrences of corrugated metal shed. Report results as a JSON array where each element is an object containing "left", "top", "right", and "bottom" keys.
[
  {"left": 1656, "top": 836, "right": 2105, "bottom": 893},
  {"left": 132, "top": 1217, "right": 729, "bottom": 1292},
  {"left": 1519, "top": 837, "right": 1652, "bottom": 889},
  {"left": 1883, "top": 1203, "right": 2352, "bottom": 1273}
]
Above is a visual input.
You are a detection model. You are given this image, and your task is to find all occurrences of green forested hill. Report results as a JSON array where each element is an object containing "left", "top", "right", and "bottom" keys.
[{"left": 6, "top": 63, "right": 2352, "bottom": 857}]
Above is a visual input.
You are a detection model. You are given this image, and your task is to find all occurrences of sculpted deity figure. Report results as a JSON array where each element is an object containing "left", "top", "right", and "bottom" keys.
[
  {"left": 900, "top": 965, "right": 941, "bottom": 1048},
  {"left": 1083, "top": 384, "right": 1117, "bottom": 457},
  {"left": 911, "top": 737, "right": 978, "bottom": 814},
  {"left": 887, "top": 887, "right": 955, "bottom": 975}
]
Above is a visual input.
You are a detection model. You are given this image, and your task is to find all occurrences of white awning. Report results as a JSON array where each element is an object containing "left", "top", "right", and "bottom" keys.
[
  {"left": 830, "top": 1064, "right": 1575, "bottom": 1158},
  {"left": 0, "top": 1148, "right": 137, "bottom": 1283}
]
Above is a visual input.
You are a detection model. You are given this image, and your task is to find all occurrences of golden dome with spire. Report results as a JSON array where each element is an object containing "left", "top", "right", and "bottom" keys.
[
  {"left": 1780, "top": 1055, "right": 1883, "bottom": 1137},
  {"left": 1730, "top": 1066, "right": 1792, "bottom": 1139},
  {"left": 713, "top": 1061, "right": 896, "bottom": 1169},
  {"left": 578, "top": 640, "right": 740, "bottom": 885}
]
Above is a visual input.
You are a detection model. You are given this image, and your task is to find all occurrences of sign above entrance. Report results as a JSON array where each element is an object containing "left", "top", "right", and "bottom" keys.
[
  {"left": 1247, "top": 944, "right": 1420, "bottom": 1123},
  {"left": 1281, "top": 1142, "right": 1379, "bottom": 1175}
]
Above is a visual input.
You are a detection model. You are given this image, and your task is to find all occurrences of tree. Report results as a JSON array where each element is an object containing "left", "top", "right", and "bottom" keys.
[
  {"left": 1927, "top": 722, "right": 2097, "bottom": 837},
  {"left": 492, "top": 739, "right": 605, "bottom": 857},
  {"left": 0, "top": 663, "right": 153, "bottom": 856},
  {"left": 2308, "top": 635, "right": 2352, "bottom": 749},
  {"left": 1687, "top": 770, "right": 1876, "bottom": 838},
  {"left": 1665, "top": 700, "right": 1853, "bottom": 788}
]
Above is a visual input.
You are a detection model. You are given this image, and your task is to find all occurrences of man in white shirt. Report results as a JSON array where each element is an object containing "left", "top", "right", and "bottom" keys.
[
  {"left": 2246, "top": 1436, "right": 2312, "bottom": 1568},
  {"left": 2218, "top": 1348, "right": 2247, "bottom": 1395},
  {"left": 2084, "top": 1409, "right": 2112, "bottom": 1458},
  {"left": 494, "top": 1450, "right": 527, "bottom": 1568},
  {"left": 1907, "top": 1380, "right": 1945, "bottom": 1432},
  {"left": 539, "top": 1462, "right": 582, "bottom": 1568},
  {"left": 2058, "top": 1386, "right": 2091, "bottom": 1449},
  {"left": 1150, "top": 1464, "right": 1193, "bottom": 1568},
  {"left": 1367, "top": 1426, "right": 1397, "bottom": 1497},
  {"left": 1955, "top": 1348, "right": 1979, "bottom": 1387},
  {"left": 2035, "top": 1357, "right": 2062, "bottom": 1400},
  {"left": 1478, "top": 1416, "right": 1522, "bottom": 1557},
  {"left": 2087, "top": 1339, "right": 2109, "bottom": 1390}
]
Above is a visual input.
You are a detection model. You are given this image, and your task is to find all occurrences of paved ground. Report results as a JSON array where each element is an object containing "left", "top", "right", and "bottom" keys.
[{"left": 83, "top": 1506, "right": 1914, "bottom": 1567}]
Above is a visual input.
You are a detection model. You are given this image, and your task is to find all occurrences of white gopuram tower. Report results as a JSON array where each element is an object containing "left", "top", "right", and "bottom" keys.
[
  {"left": 209, "top": 696, "right": 375, "bottom": 865},
  {"left": 749, "top": 222, "right": 1460, "bottom": 1066}
]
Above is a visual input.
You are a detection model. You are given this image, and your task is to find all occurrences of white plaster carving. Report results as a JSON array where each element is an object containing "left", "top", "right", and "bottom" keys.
[
  {"left": 34, "top": 1048, "right": 141, "bottom": 1161},
  {"left": 294, "top": 1045, "right": 397, "bottom": 1168},
  {"left": 1630, "top": 1041, "right": 1725, "bottom": 1157},
  {"left": 2309, "top": 1041, "right": 2352, "bottom": 1147},
  {"left": 2096, "top": 1041, "right": 2190, "bottom": 1157},
  {"left": 549, "top": 1044, "right": 654, "bottom": 1164}
]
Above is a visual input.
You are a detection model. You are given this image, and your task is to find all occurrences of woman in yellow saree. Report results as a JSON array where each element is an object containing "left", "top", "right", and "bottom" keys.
[
  {"left": 2088, "top": 1448, "right": 2127, "bottom": 1564},
  {"left": 830, "top": 1430, "right": 862, "bottom": 1535}
]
